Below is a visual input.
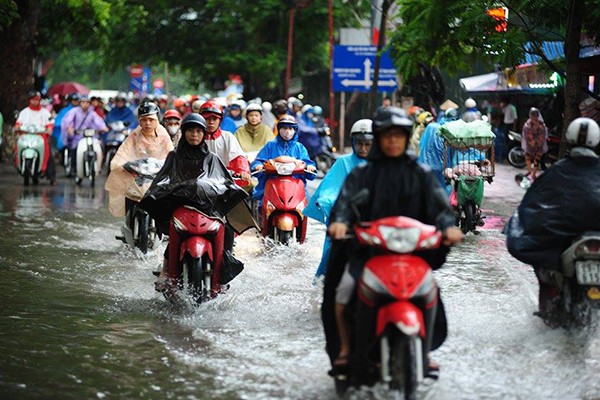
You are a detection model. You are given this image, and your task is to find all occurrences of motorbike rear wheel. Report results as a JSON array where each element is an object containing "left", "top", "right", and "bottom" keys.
[
  {"left": 461, "top": 202, "right": 476, "bottom": 234},
  {"left": 389, "top": 332, "right": 419, "bottom": 400},
  {"left": 89, "top": 157, "right": 96, "bottom": 187},
  {"left": 507, "top": 146, "right": 526, "bottom": 168}
]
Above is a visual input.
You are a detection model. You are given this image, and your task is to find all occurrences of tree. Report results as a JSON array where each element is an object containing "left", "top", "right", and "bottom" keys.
[{"left": 388, "top": 0, "right": 600, "bottom": 149}]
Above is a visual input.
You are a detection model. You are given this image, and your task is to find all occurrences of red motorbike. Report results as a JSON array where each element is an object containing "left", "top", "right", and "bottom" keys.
[
  {"left": 163, "top": 205, "right": 232, "bottom": 304},
  {"left": 257, "top": 156, "right": 314, "bottom": 244},
  {"left": 335, "top": 213, "right": 444, "bottom": 398}
]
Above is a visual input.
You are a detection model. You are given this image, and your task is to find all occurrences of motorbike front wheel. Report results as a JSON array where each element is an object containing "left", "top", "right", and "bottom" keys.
[
  {"left": 135, "top": 212, "right": 150, "bottom": 254},
  {"left": 389, "top": 332, "right": 419, "bottom": 400},
  {"left": 184, "top": 257, "right": 209, "bottom": 304},
  {"left": 23, "top": 159, "right": 33, "bottom": 186},
  {"left": 507, "top": 146, "right": 526, "bottom": 168},
  {"left": 105, "top": 148, "right": 116, "bottom": 175},
  {"left": 275, "top": 228, "right": 293, "bottom": 245}
]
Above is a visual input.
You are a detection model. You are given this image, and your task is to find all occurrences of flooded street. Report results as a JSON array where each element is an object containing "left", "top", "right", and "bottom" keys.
[{"left": 0, "top": 164, "right": 598, "bottom": 400}]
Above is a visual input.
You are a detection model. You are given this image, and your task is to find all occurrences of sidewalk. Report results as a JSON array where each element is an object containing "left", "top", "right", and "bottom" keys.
[{"left": 483, "top": 162, "right": 528, "bottom": 218}]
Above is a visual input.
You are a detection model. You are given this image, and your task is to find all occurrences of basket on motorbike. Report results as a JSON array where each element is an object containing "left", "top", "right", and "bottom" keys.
[{"left": 440, "top": 119, "right": 496, "bottom": 185}]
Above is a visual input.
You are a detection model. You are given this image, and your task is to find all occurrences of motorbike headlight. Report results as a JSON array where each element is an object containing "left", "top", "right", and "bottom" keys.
[
  {"left": 274, "top": 162, "right": 295, "bottom": 175},
  {"left": 173, "top": 217, "right": 187, "bottom": 232},
  {"left": 378, "top": 226, "right": 420, "bottom": 253},
  {"left": 266, "top": 201, "right": 276, "bottom": 217}
]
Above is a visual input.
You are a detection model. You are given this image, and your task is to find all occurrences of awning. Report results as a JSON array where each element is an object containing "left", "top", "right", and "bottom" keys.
[
  {"left": 459, "top": 72, "right": 501, "bottom": 92},
  {"left": 523, "top": 41, "right": 564, "bottom": 64}
]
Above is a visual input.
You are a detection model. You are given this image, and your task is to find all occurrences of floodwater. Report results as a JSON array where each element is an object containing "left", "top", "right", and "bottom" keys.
[{"left": 0, "top": 167, "right": 598, "bottom": 400}]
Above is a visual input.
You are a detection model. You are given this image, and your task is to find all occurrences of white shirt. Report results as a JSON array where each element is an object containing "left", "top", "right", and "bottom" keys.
[
  {"left": 16, "top": 107, "right": 53, "bottom": 128},
  {"left": 205, "top": 130, "right": 245, "bottom": 166},
  {"left": 502, "top": 103, "right": 518, "bottom": 124}
]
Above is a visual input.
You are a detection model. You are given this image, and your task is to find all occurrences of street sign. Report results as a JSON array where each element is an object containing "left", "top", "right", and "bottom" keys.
[{"left": 333, "top": 45, "right": 398, "bottom": 93}]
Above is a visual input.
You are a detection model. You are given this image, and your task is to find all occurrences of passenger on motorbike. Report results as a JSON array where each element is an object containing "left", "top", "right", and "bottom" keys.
[
  {"left": 139, "top": 113, "right": 252, "bottom": 291},
  {"left": 326, "top": 106, "right": 463, "bottom": 378},
  {"left": 506, "top": 117, "right": 600, "bottom": 320},
  {"left": 304, "top": 119, "right": 373, "bottom": 278},
  {"left": 234, "top": 103, "right": 275, "bottom": 153},
  {"left": 162, "top": 109, "right": 182, "bottom": 147},
  {"left": 250, "top": 115, "right": 317, "bottom": 204},
  {"left": 52, "top": 93, "right": 80, "bottom": 157},
  {"left": 199, "top": 100, "right": 251, "bottom": 182},
  {"left": 61, "top": 95, "right": 109, "bottom": 179},
  {"left": 15, "top": 91, "right": 57, "bottom": 185},
  {"left": 105, "top": 102, "right": 174, "bottom": 218},
  {"left": 105, "top": 92, "right": 138, "bottom": 130}
]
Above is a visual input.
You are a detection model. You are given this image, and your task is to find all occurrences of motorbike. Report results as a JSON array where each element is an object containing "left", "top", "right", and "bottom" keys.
[
  {"left": 507, "top": 130, "right": 526, "bottom": 168},
  {"left": 255, "top": 155, "right": 315, "bottom": 245},
  {"left": 161, "top": 205, "right": 242, "bottom": 304},
  {"left": 333, "top": 192, "right": 445, "bottom": 398},
  {"left": 115, "top": 158, "right": 164, "bottom": 254},
  {"left": 15, "top": 124, "right": 49, "bottom": 186},
  {"left": 540, "top": 232, "right": 600, "bottom": 328},
  {"left": 104, "top": 121, "right": 131, "bottom": 174},
  {"left": 298, "top": 123, "right": 338, "bottom": 176},
  {"left": 540, "top": 129, "right": 560, "bottom": 170},
  {"left": 75, "top": 129, "right": 104, "bottom": 187}
]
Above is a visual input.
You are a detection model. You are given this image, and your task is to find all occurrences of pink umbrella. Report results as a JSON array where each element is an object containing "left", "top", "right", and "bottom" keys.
[{"left": 47, "top": 81, "right": 90, "bottom": 97}]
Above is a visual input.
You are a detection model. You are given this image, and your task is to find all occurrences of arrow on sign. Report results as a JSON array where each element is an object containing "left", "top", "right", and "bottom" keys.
[{"left": 340, "top": 58, "right": 396, "bottom": 88}]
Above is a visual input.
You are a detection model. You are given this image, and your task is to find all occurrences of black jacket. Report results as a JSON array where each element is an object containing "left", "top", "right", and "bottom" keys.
[{"left": 506, "top": 149, "right": 600, "bottom": 270}]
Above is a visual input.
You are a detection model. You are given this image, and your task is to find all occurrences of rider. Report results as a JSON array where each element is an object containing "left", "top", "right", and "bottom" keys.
[
  {"left": 506, "top": 117, "right": 600, "bottom": 322},
  {"left": 304, "top": 119, "right": 373, "bottom": 278},
  {"left": 234, "top": 103, "right": 275, "bottom": 153},
  {"left": 326, "top": 106, "right": 464, "bottom": 380},
  {"left": 162, "top": 109, "right": 183, "bottom": 147},
  {"left": 61, "top": 95, "right": 109, "bottom": 182},
  {"left": 220, "top": 100, "right": 247, "bottom": 133},
  {"left": 105, "top": 102, "right": 174, "bottom": 218},
  {"left": 139, "top": 113, "right": 252, "bottom": 291},
  {"left": 199, "top": 100, "right": 251, "bottom": 181},
  {"left": 52, "top": 93, "right": 80, "bottom": 155},
  {"left": 250, "top": 115, "right": 317, "bottom": 205},
  {"left": 15, "top": 91, "right": 57, "bottom": 185},
  {"left": 105, "top": 92, "right": 138, "bottom": 129}
]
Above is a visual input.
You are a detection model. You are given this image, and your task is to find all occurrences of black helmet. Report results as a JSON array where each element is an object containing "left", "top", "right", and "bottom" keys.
[
  {"left": 68, "top": 93, "right": 80, "bottom": 102},
  {"left": 372, "top": 106, "right": 413, "bottom": 135},
  {"left": 138, "top": 102, "right": 160, "bottom": 118},
  {"left": 181, "top": 113, "right": 207, "bottom": 133}
]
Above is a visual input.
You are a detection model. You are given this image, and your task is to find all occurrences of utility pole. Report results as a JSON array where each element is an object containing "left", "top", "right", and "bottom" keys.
[{"left": 370, "top": 0, "right": 393, "bottom": 114}]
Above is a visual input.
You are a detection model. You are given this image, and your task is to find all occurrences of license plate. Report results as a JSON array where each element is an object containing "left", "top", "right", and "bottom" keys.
[{"left": 575, "top": 261, "right": 600, "bottom": 285}]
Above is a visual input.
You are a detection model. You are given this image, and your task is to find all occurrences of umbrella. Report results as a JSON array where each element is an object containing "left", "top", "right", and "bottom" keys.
[{"left": 47, "top": 81, "right": 90, "bottom": 97}]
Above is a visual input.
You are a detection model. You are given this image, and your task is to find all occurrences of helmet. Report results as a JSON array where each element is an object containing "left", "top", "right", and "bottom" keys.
[
  {"left": 199, "top": 100, "right": 224, "bottom": 119},
  {"left": 191, "top": 99, "right": 204, "bottom": 113},
  {"left": 301, "top": 104, "right": 313, "bottom": 114},
  {"left": 273, "top": 99, "right": 288, "bottom": 115},
  {"left": 262, "top": 101, "right": 272, "bottom": 112},
  {"left": 28, "top": 90, "right": 41, "bottom": 99},
  {"left": 181, "top": 113, "right": 207, "bottom": 133},
  {"left": 245, "top": 103, "right": 263, "bottom": 114},
  {"left": 79, "top": 94, "right": 91, "bottom": 102},
  {"left": 138, "top": 102, "right": 160, "bottom": 118},
  {"left": 566, "top": 117, "right": 600, "bottom": 148},
  {"left": 115, "top": 92, "right": 128, "bottom": 102},
  {"left": 444, "top": 108, "right": 459, "bottom": 121},
  {"left": 277, "top": 115, "right": 298, "bottom": 132},
  {"left": 173, "top": 98, "right": 187, "bottom": 108},
  {"left": 465, "top": 98, "right": 477, "bottom": 109},
  {"left": 350, "top": 119, "right": 374, "bottom": 141},
  {"left": 417, "top": 111, "right": 434, "bottom": 125},
  {"left": 68, "top": 93, "right": 80, "bottom": 102},
  {"left": 372, "top": 107, "right": 413, "bottom": 135},
  {"left": 163, "top": 109, "right": 182, "bottom": 121},
  {"left": 313, "top": 105, "right": 323, "bottom": 116}
]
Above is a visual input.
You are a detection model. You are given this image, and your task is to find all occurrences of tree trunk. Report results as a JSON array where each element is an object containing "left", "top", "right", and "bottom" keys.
[
  {"left": 0, "top": 0, "right": 41, "bottom": 162},
  {"left": 561, "top": 0, "right": 584, "bottom": 158}
]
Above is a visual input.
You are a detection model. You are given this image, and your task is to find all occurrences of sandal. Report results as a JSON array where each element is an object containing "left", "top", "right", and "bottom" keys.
[{"left": 154, "top": 276, "right": 173, "bottom": 293}]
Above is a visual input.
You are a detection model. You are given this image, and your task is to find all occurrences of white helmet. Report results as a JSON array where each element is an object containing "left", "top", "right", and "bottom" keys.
[
  {"left": 245, "top": 102, "right": 263, "bottom": 114},
  {"left": 566, "top": 117, "right": 600, "bottom": 148},
  {"left": 262, "top": 101, "right": 272, "bottom": 112},
  {"left": 351, "top": 119, "right": 373, "bottom": 135},
  {"left": 465, "top": 98, "right": 477, "bottom": 109}
]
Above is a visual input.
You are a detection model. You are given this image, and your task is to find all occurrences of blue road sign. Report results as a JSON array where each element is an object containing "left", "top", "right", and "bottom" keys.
[{"left": 333, "top": 45, "right": 398, "bottom": 93}]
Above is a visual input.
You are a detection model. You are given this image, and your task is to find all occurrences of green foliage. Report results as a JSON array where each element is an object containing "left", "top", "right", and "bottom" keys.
[
  {"left": 388, "top": 0, "right": 600, "bottom": 79},
  {"left": 0, "top": 0, "right": 18, "bottom": 30}
]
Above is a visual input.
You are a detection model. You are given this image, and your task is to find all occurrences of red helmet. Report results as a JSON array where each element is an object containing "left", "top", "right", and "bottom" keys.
[
  {"left": 163, "top": 109, "right": 182, "bottom": 121},
  {"left": 199, "top": 100, "right": 224, "bottom": 119}
]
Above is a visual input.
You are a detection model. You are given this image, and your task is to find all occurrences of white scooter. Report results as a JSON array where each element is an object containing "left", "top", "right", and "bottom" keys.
[{"left": 75, "top": 129, "right": 103, "bottom": 187}]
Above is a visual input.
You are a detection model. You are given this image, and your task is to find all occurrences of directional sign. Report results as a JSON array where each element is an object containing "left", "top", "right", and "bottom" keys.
[{"left": 333, "top": 45, "right": 398, "bottom": 93}]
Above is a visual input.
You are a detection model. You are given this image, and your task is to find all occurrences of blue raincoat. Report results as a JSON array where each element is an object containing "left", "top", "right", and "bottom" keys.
[
  {"left": 250, "top": 132, "right": 316, "bottom": 201},
  {"left": 418, "top": 122, "right": 451, "bottom": 194},
  {"left": 304, "top": 152, "right": 366, "bottom": 276},
  {"left": 106, "top": 106, "right": 138, "bottom": 129},
  {"left": 52, "top": 104, "right": 73, "bottom": 150}
]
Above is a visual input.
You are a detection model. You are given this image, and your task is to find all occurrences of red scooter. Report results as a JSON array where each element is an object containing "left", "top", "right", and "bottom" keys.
[
  {"left": 163, "top": 205, "right": 231, "bottom": 304},
  {"left": 257, "top": 156, "right": 314, "bottom": 244},
  {"left": 335, "top": 213, "right": 444, "bottom": 398}
]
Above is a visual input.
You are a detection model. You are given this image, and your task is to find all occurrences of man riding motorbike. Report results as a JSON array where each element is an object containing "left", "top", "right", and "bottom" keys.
[
  {"left": 506, "top": 117, "right": 600, "bottom": 321},
  {"left": 304, "top": 119, "right": 373, "bottom": 278},
  {"left": 234, "top": 103, "right": 275, "bottom": 153},
  {"left": 105, "top": 92, "right": 138, "bottom": 130},
  {"left": 325, "top": 107, "right": 463, "bottom": 383},
  {"left": 199, "top": 100, "right": 251, "bottom": 182}
]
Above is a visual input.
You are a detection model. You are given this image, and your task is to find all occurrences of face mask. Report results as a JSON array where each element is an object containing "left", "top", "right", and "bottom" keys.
[
  {"left": 280, "top": 129, "right": 295, "bottom": 141},
  {"left": 167, "top": 126, "right": 179, "bottom": 136}
]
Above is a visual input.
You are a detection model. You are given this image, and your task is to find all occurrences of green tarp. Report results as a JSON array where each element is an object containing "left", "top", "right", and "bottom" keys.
[{"left": 439, "top": 120, "right": 495, "bottom": 148}]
